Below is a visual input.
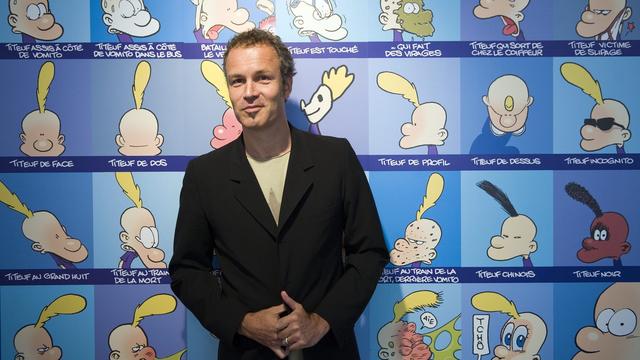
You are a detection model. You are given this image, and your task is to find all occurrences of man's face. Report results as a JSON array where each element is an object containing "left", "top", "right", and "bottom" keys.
[
  {"left": 394, "top": 0, "right": 434, "bottom": 37},
  {"left": 492, "top": 313, "right": 547, "bottom": 360},
  {"left": 20, "top": 110, "right": 65, "bottom": 156},
  {"left": 119, "top": 207, "right": 166, "bottom": 269},
  {"left": 101, "top": 0, "right": 160, "bottom": 37},
  {"left": 390, "top": 218, "right": 441, "bottom": 266},
  {"left": 483, "top": 75, "right": 533, "bottom": 135},
  {"left": 580, "top": 99, "right": 631, "bottom": 151},
  {"left": 473, "top": 0, "right": 530, "bottom": 37},
  {"left": 198, "top": 0, "right": 255, "bottom": 40},
  {"left": 14, "top": 325, "right": 61, "bottom": 360},
  {"left": 116, "top": 109, "right": 164, "bottom": 156},
  {"left": 488, "top": 215, "right": 537, "bottom": 261},
  {"left": 8, "top": 0, "right": 63, "bottom": 40},
  {"left": 400, "top": 103, "right": 448, "bottom": 148},
  {"left": 22, "top": 211, "right": 88, "bottom": 263},
  {"left": 576, "top": 0, "right": 631, "bottom": 38},
  {"left": 225, "top": 44, "right": 291, "bottom": 132},
  {"left": 289, "top": 0, "right": 347, "bottom": 41},
  {"left": 109, "top": 325, "right": 156, "bottom": 360},
  {"left": 377, "top": 321, "right": 432, "bottom": 359},
  {"left": 573, "top": 282, "right": 640, "bottom": 360},
  {"left": 577, "top": 212, "right": 630, "bottom": 263}
]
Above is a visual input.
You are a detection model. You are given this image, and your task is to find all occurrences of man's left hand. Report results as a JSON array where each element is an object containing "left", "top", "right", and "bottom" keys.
[{"left": 276, "top": 291, "right": 330, "bottom": 351}]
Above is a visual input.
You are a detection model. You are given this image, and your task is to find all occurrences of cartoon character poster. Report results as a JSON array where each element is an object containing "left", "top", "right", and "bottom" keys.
[
  {"left": 275, "top": 0, "right": 361, "bottom": 42},
  {"left": 461, "top": 171, "right": 554, "bottom": 267},
  {"left": 1, "top": 286, "right": 94, "bottom": 360},
  {"left": 553, "top": 0, "right": 638, "bottom": 41},
  {"left": 369, "top": 0, "right": 460, "bottom": 41},
  {"left": 370, "top": 171, "right": 461, "bottom": 267},
  {"left": 555, "top": 171, "right": 639, "bottom": 267},
  {"left": 0, "top": 60, "right": 92, "bottom": 157}
]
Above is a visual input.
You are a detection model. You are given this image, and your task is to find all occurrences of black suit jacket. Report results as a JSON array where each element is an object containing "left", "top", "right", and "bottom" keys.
[{"left": 169, "top": 127, "right": 388, "bottom": 359}]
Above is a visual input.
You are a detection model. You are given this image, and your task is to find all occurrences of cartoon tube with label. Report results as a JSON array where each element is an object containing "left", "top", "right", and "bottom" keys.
[
  {"left": 377, "top": 290, "right": 461, "bottom": 359},
  {"left": 109, "top": 294, "right": 186, "bottom": 360},
  {"left": 13, "top": 294, "right": 86, "bottom": 360},
  {"left": 477, "top": 180, "right": 538, "bottom": 267},
  {"left": 573, "top": 282, "right": 640, "bottom": 360},
  {"left": 20, "top": 61, "right": 65, "bottom": 157},
  {"left": 115, "top": 172, "right": 166, "bottom": 269},
  {"left": 471, "top": 291, "right": 547, "bottom": 360},
  {"left": 301, "top": 65, "right": 354, "bottom": 135},
  {"left": 560, "top": 62, "right": 631, "bottom": 154},
  {"left": 115, "top": 60, "right": 164, "bottom": 156},
  {"left": 201, "top": 60, "right": 243, "bottom": 149},
  {"left": 0, "top": 180, "right": 88, "bottom": 269},
  {"left": 390, "top": 173, "right": 444, "bottom": 266},
  {"left": 565, "top": 182, "right": 631, "bottom": 266},
  {"left": 377, "top": 71, "right": 448, "bottom": 155}
]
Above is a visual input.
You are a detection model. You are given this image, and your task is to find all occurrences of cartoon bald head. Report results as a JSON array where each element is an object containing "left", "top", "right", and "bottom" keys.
[
  {"left": 101, "top": 0, "right": 160, "bottom": 38},
  {"left": 573, "top": 282, "right": 640, "bottom": 359},
  {"left": 287, "top": 0, "right": 348, "bottom": 41},
  {"left": 8, "top": 0, "right": 63, "bottom": 41},
  {"left": 473, "top": 0, "right": 530, "bottom": 38},
  {"left": 483, "top": 75, "right": 534, "bottom": 136},
  {"left": 576, "top": 0, "right": 632, "bottom": 40}
]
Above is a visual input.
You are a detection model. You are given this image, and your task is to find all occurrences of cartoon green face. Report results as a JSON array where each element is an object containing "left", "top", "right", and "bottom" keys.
[{"left": 394, "top": 0, "right": 434, "bottom": 37}]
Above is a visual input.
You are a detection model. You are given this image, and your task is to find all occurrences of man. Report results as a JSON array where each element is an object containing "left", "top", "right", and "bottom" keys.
[
  {"left": 576, "top": 0, "right": 633, "bottom": 40},
  {"left": 169, "top": 29, "right": 389, "bottom": 359}
]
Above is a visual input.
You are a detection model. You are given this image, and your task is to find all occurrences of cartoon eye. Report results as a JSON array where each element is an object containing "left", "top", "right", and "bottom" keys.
[
  {"left": 512, "top": 326, "right": 528, "bottom": 351},
  {"left": 316, "top": 0, "right": 333, "bottom": 18},
  {"left": 608, "top": 309, "right": 637, "bottom": 336},
  {"left": 403, "top": 3, "right": 415, "bottom": 14},
  {"left": 139, "top": 226, "right": 159, "bottom": 248},
  {"left": 596, "top": 308, "right": 615, "bottom": 333},
  {"left": 593, "top": 229, "right": 601, "bottom": 241},
  {"left": 119, "top": 0, "right": 136, "bottom": 18},
  {"left": 36, "top": 345, "right": 49, "bottom": 354},
  {"left": 600, "top": 229, "right": 608, "bottom": 241},
  {"left": 26, "top": 4, "right": 41, "bottom": 20},
  {"left": 38, "top": 3, "right": 48, "bottom": 15},
  {"left": 413, "top": 4, "right": 421, "bottom": 14},
  {"left": 501, "top": 323, "right": 514, "bottom": 347},
  {"left": 131, "top": 344, "right": 144, "bottom": 353},
  {"left": 317, "top": 94, "right": 324, "bottom": 102}
]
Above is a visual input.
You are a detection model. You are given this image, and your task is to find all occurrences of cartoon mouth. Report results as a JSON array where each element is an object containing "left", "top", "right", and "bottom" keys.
[
  {"left": 304, "top": 107, "right": 321, "bottom": 116},
  {"left": 501, "top": 16, "right": 518, "bottom": 36},
  {"left": 33, "top": 139, "right": 54, "bottom": 152},
  {"left": 207, "top": 25, "right": 225, "bottom": 40}
]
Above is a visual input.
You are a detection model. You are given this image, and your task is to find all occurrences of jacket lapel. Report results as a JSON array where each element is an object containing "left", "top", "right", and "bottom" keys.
[{"left": 278, "top": 128, "right": 314, "bottom": 232}]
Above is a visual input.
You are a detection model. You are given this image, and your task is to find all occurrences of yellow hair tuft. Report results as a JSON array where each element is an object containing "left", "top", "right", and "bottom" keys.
[
  {"left": 471, "top": 292, "right": 520, "bottom": 319},
  {"left": 392, "top": 290, "right": 442, "bottom": 323},
  {"left": 133, "top": 61, "right": 152, "bottom": 110},
  {"left": 132, "top": 294, "right": 177, "bottom": 327},
  {"left": 0, "top": 181, "right": 33, "bottom": 218},
  {"left": 377, "top": 72, "right": 420, "bottom": 108},
  {"left": 115, "top": 172, "right": 143, "bottom": 208},
  {"left": 560, "top": 62, "right": 604, "bottom": 105},
  {"left": 35, "top": 294, "right": 86, "bottom": 328},
  {"left": 37, "top": 61, "right": 55, "bottom": 113},
  {"left": 322, "top": 65, "right": 354, "bottom": 101},
  {"left": 201, "top": 60, "right": 233, "bottom": 108},
  {"left": 416, "top": 173, "right": 444, "bottom": 220}
]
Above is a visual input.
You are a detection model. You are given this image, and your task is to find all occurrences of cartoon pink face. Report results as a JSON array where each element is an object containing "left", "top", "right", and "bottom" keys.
[
  {"left": 378, "top": 321, "right": 432, "bottom": 359},
  {"left": 210, "top": 108, "right": 243, "bottom": 149}
]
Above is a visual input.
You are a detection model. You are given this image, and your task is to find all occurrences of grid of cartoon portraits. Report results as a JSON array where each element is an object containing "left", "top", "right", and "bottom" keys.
[{"left": 1, "top": 1, "right": 639, "bottom": 359}]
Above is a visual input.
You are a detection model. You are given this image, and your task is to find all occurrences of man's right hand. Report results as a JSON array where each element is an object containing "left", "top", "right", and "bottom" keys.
[{"left": 238, "top": 304, "right": 289, "bottom": 358}]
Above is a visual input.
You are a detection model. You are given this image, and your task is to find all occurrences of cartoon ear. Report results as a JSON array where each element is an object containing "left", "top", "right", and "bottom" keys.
[
  {"left": 20, "top": 133, "right": 26, "bottom": 143},
  {"left": 103, "top": 14, "right": 113, "bottom": 25},
  {"left": 438, "top": 129, "right": 448, "bottom": 141},
  {"left": 622, "top": 8, "right": 632, "bottom": 21},
  {"left": 527, "top": 96, "right": 534, "bottom": 106},
  {"left": 482, "top": 95, "right": 490, "bottom": 106},
  {"left": 109, "top": 351, "right": 120, "bottom": 360},
  {"left": 115, "top": 134, "right": 126, "bottom": 147},
  {"left": 32, "top": 242, "right": 43, "bottom": 252},
  {"left": 620, "top": 242, "right": 631, "bottom": 255},
  {"left": 57, "top": 134, "right": 65, "bottom": 145},
  {"left": 155, "top": 134, "right": 164, "bottom": 147},
  {"left": 378, "top": 349, "right": 391, "bottom": 359},
  {"left": 379, "top": 13, "right": 389, "bottom": 26},
  {"left": 119, "top": 231, "right": 129, "bottom": 242},
  {"left": 8, "top": 15, "right": 18, "bottom": 27},
  {"left": 529, "top": 241, "right": 538, "bottom": 253},
  {"left": 294, "top": 16, "right": 305, "bottom": 28},
  {"left": 621, "top": 129, "right": 631, "bottom": 141},
  {"left": 428, "top": 250, "right": 436, "bottom": 260}
]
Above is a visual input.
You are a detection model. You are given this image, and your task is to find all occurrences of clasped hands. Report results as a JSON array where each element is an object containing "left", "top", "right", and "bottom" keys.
[{"left": 239, "top": 291, "right": 330, "bottom": 358}]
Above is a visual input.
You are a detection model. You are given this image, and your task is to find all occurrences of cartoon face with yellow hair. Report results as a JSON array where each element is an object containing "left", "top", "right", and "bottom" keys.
[
  {"left": 115, "top": 61, "right": 164, "bottom": 156},
  {"left": 300, "top": 65, "right": 354, "bottom": 134},
  {"left": 483, "top": 75, "right": 534, "bottom": 137},
  {"left": 13, "top": 294, "right": 86, "bottom": 360},
  {"left": 20, "top": 62, "right": 65, "bottom": 157},
  {"left": 8, "top": 0, "right": 63, "bottom": 41}
]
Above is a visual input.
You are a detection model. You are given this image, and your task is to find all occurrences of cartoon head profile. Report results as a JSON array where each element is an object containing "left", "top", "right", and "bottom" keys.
[
  {"left": 379, "top": 0, "right": 435, "bottom": 41},
  {"left": 477, "top": 180, "right": 538, "bottom": 267},
  {"left": 190, "top": 0, "right": 255, "bottom": 42},
  {"left": 565, "top": 182, "right": 631, "bottom": 266},
  {"left": 109, "top": 294, "right": 186, "bottom": 360},
  {"left": 573, "top": 282, "right": 640, "bottom": 360},
  {"left": 20, "top": 61, "right": 65, "bottom": 157},
  {"left": 13, "top": 294, "right": 86, "bottom": 360},
  {"left": 300, "top": 65, "right": 354, "bottom": 135},
  {"left": 377, "top": 290, "right": 461, "bottom": 359},
  {"left": 7, "top": 0, "right": 63, "bottom": 42},
  {"left": 472, "top": 291, "right": 547, "bottom": 360},
  {"left": 115, "top": 172, "right": 166, "bottom": 269},
  {"left": 390, "top": 173, "right": 444, "bottom": 266},
  {"left": 286, "top": 0, "right": 347, "bottom": 42},
  {"left": 115, "top": 61, "right": 164, "bottom": 156},
  {"left": 560, "top": 62, "right": 631, "bottom": 154},
  {"left": 101, "top": 0, "right": 160, "bottom": 42},
  {"left": 377, "top": 72, "right": 448, "bottom": 155},
  {"left": 576, "top": 0, "right": 633, "bottom": 40},
  {"left": 201, "top": 60, "right": 242, "bottom": 149},
  {"left": 0, "top": 181, "right": 88, "bottom": 269},
  {"left": 473, "top": 0, "right": 530, "bottom": 40}
]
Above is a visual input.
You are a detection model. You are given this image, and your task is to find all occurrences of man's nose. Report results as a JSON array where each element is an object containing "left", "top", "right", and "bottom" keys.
[{"left": 243, "top": 81, "right": 259, "bottom": 99}]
